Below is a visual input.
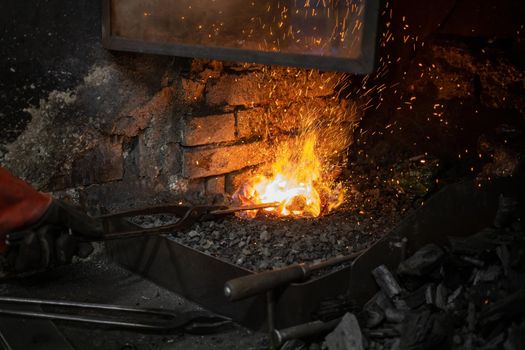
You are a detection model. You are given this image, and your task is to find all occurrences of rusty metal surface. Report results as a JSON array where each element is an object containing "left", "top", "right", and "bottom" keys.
[
  {"left": 101, "top": 0, "right": 380, "bottom": 74},
  {"left": 106, "top": 178, "right": 525, "bottom": 330}
]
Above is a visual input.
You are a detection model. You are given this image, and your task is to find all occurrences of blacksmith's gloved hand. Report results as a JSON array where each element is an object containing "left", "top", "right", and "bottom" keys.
[{"left": 0, "top": 167, "right": 104, "bottom": 278}]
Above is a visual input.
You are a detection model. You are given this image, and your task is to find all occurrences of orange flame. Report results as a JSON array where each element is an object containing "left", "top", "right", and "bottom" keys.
[{"left": 233, "top": 133, "right": 345, "bottom": 218}]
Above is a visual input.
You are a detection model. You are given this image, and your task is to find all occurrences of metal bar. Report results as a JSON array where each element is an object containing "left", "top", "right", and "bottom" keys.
[
  {"left": 0, "top": 297, "right": 206, "bottom": 331},
  {"left": 267, "top": 291, "right": 277, "bottom": 350},
  {"left": 209, "top": 202, "right": 280, "bottom": 215},
  {"left": 0, "top": 298, "right": 74, "bottom": 350},
  {"left": 224, "top": 250, "right": 365, "bottom": 302},
  {"left": 274, "top": 318, "right": 341, "bottom": 347}
]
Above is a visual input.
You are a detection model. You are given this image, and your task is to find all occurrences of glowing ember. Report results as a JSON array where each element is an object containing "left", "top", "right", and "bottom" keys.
[{"left": 233, "top": 133, "right": 345, "bottom": 218}]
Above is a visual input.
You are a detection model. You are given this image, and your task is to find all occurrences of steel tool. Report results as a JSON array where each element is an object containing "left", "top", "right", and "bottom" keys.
[
  {"left": 0, "top": 297, "right": 231, "bottom": 333},
  {"left": 224, "top": 250, "right": 366, "bottom": 302},
  {"left": 6, "top": 202, "right": 280, "bottom": 244}
]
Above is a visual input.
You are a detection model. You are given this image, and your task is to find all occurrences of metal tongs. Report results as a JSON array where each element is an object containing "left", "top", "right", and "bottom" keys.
[
  {"left": 98, "top": 202, "right": 280, "bottom": 241},
  {"left": 6, "top": 202, "right": 280, "bottom": 244},
  {"left": 0, "top": 297, "right": 231, "bottom": 333}
]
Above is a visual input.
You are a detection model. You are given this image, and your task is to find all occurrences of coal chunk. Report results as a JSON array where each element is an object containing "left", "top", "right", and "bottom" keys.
[
  {"left": 397, "top": 244, "right": 444, "bottom": 277},
  {"left": 325, "top": 313, "right": 364, "bottom": 350},
  {"left": 372, "top": 265, "right": 403, "bottom": 299}
]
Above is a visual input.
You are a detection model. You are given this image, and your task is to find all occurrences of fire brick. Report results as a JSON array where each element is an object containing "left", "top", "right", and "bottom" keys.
[
  {"left": 236, "top": 108, "right": 267, "bottom": 139},
  {"left": 182, "top": 142, "right": 269, "bottom": 178},
  {"left": 205, "top": 176, "right": 226, "bottom": 195},
  {"left": 182, "top": 113, "right": 236, "bottom": 146},
  {"left": 205, "top": 74, "right": 268, "bottom": 106}
]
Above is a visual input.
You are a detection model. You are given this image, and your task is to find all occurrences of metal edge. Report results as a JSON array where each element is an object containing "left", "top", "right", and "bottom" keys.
[{"left": 100, "top": 0, "right": 380, "bottom": 74}]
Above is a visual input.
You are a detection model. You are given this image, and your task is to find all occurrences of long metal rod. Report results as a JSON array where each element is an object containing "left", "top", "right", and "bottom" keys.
[
  {"left": 99, "top": 202, "right": 281, "bottom": 241},
  {"left": 0, "top": 297, "right": 189, "bottom": 331},
  {"left": 209, "top": 202, "right": 280, "bottom": 215}
]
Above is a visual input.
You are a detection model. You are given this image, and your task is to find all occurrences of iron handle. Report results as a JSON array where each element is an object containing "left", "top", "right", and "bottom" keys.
[
  {"left": 273, "top": 318, "right": 341, "bottom": 346},
  {"left": 224, "top": 264, "right": 308, "bottom": 301},
  {"left": 224, "top": 251, "right": 366, "bottom": 302}
]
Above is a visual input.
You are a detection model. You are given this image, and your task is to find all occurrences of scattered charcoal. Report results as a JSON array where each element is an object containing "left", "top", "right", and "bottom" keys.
[
  {"left": 386, "top": 338, "right": 401, "bottom": 350},
  {"left": 460, "top": 256, "right": 485, "bottom": 268},
  {"left": 509, "top": 241, "right": 525, "bottom": 268},
  {"left": 493, "top": 195, "right": 520, "bottom": 228},
  {"left": 434, "top": 283, "right": 448, "bottom": 310},
  {"left": 360, "top": 308, "right": 384, "bottom": 329},
  {"left": 452, "top": 334, "right": 462, "bottom": 346},
  {"left": 503, "top": 321, "right": 525, "bottom": 350},
  {"left": 400, "top": 310, "right": 451, "bottom": 350},
  {"left": 397, "top": 244, "right": 444, "bottom": 277},
  {"left": 372, "top": 265, "right": 403, "bottom": 299},
  {"left": 466, "top": 302, "right": 476, "bottom": 331},
  {"left": 472, "top": 265, "right": 501, "bottom": 285},
  {"left": 281, "top": 339, "right": 307, "bottom": 350},
  {"left": 399, "top": 308, "right": 433, "bottom": 349},
  {"left": 371, "top": 292, "right": 395, "bottom": 312},
  {"left": 384, "top": 308, "right": 406, "bottom": 323},
  {"left": 479, "top": 332, "right": 506, "bottom": 350},
  {"left": 392, "top": 298, "right": 409, "bottom": 311},
  {"left": 324, "top": 313, "right": 364, "bottom": 350},
  {"left": 424, "top": 284, "right": 435, "bottom": 306},
  {"left": 481, "top": 289, "right": 525, "bottom": 324},
  {"left": 366, "top": 328, "right": 399, "bottom": 339},
  {"left": 357, "top": 197, "right": 525, "bottom": 350},
  {"left": 496, "top": 245, "right": 510, "bottom": 276},
  {"left": 445, "top": 286, "right": 463, "bottom": 310},
  {"left": 401, "top": 284, "right": 428, "bottom": 309},
  {"left": 448, "top": 228, "right": 504, "bottom": 256}
]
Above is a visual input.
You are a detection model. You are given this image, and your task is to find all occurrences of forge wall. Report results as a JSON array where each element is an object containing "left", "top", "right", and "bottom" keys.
[{"left": 1, "top": 0, "right": 524, "bottom": 213}]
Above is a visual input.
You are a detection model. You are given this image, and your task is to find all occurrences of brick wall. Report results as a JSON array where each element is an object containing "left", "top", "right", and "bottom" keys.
[{"left": 3, "top": 58, "right": 356, "bottom": 211}]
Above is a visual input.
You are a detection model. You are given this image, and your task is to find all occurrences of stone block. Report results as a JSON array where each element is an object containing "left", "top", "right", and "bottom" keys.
[
  {"left": 267, "top": 69, "right": 341, "bottom": 102},
  {"left": 182, "top": 141, "right": 270, "bottom": 179},
  {"left": 224, "top": 165, "right": 264, "bottom": 194},
  {"left": 180, "top": 78, "right": 206, "bottom": 103},
  {"left": 236, "top": 108, "right": 267, "bottom": 139},
  {"left": 205, "top": 176, "right": 226, "bottom": 195},
  {"left": 182, "top": 113, "right": 236, "bottom": 146},
  {"left": 205, "top": 74, "right": 268, "bottom": 106}
]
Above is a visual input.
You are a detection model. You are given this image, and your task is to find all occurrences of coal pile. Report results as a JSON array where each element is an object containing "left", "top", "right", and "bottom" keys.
[
  {"left": 288, "top": 194, "right": 524, "bottom": 350},
  {"left": 170, "top": 155, "right": 435, "bottom": 272}
]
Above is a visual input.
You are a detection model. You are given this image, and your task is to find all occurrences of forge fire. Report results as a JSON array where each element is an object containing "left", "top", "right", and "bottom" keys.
[
  {"left": 233, "top": 123, "right": 347, "bottom": 218},
  {"left": 1, "top": 0, "right": 525, "bottom": 350}
]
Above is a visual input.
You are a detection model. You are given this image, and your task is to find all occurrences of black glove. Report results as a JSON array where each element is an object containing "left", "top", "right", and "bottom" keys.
[{"left": 3, "top": 200, "right": 105, "bottom": 277}]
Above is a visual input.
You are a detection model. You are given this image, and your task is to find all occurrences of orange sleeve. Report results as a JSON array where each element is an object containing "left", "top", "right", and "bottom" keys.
[{"left": 0, "top": 167, "right": 52, "bottom": 251}]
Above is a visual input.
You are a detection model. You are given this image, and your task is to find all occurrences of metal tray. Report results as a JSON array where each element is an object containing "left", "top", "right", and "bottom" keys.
[{"left": 106, "top": 178, "right": 524, "bottom": 330}]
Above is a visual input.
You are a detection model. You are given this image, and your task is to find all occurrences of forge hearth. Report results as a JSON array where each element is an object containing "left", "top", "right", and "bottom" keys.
[{"left": 106, "top": 178, "right": 524, "bottom": 330}]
